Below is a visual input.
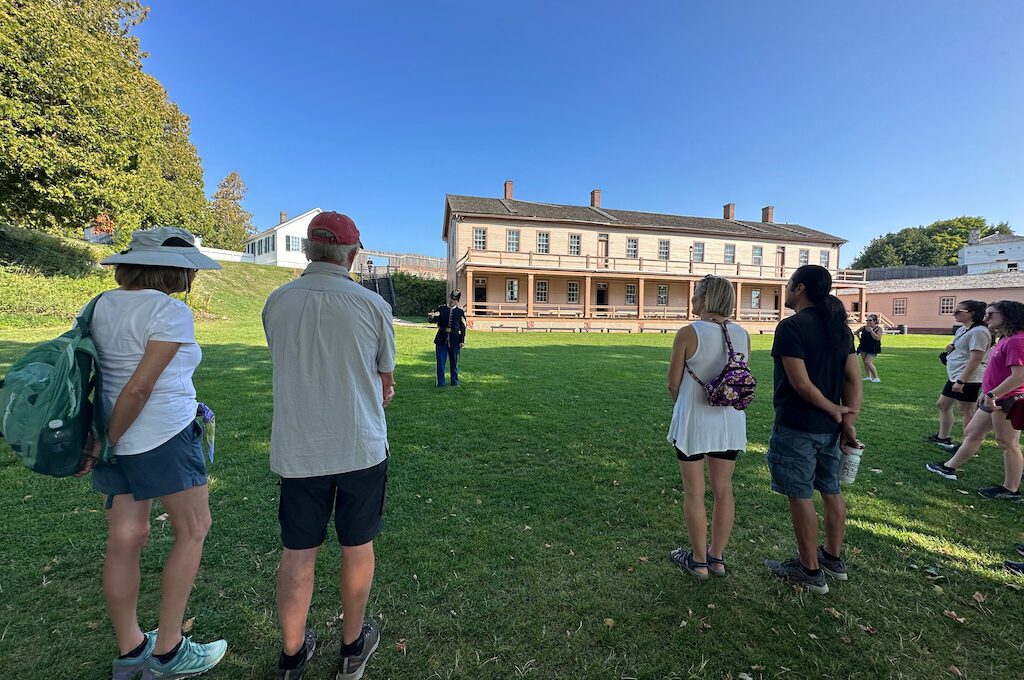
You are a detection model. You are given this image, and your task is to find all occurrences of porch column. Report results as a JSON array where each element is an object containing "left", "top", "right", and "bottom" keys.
[
  {"left": 686, "top": 279, "right": 695, "bottom": 319},
  {"left": 637, "top": 278, "right": 645, "bottom": 319},
  {"left": 465, "top": 267, "right": 474, "bottom": 317},
  {"left": 527, "top": 273, "right": 535, "bottom": 317},
  {"left": 859, "top": 286, "right": 867, "bottom": 323},
  {"left": 584, "top": 276, "right": 593, "bottom": 318},
  {"left": 734, "top": 281, "right": 743, "bottom": 320},
  {"left": 778, "top": 283, "right": 787, "bottom": 320}
]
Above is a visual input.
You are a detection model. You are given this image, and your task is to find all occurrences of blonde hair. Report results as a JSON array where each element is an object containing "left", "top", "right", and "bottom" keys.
[{"left": 694, "top": 275, "right": 736, "bottom": 317}]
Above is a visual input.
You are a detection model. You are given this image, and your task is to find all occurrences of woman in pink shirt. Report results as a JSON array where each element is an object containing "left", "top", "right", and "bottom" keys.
[{"left": 927, "top": 300, "right": 1024, "bottom": 500}]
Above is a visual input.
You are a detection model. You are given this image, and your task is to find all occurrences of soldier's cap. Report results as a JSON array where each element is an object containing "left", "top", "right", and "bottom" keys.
[
  {"left": 307, "top": 211, "right": 362, "bottom": 247},
  {"left": 449, "top": 290, "right": 462, "bottom": 300}
]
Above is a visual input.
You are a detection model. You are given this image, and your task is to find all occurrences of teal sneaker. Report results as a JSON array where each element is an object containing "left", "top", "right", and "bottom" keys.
[
  {"left": 145, "top": 636, "right": 228, "bottom": 679},
  {"left": 113, "top": 630, "right": 157, "bottom": 680}
]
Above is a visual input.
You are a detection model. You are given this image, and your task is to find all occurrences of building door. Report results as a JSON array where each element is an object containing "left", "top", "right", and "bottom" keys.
[
  {"left": 597, "top": 234, "right": 609, "bottom": 268},
  {"left": 776, "top": 246, "right": 786, "bottom": 277},
  {"left": 474, "top": 277, "right": 487, "bottom": 314},
  {"left": 596, "top": 283, "right": 608, "bottom": 308}
]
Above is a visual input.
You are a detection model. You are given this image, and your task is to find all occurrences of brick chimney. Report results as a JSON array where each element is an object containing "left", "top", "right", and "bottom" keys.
[
  {"left": 279, "top": 211, "right": 288, "bottom": 224},
  {"left": 761, "top": 205, "right": 774, "bottom": 224},
  {"left": 968, "top": 228, "right": 981, "bottom": 245},
  {"left": 504, "top": 179, "right": 513, "bottom": 200},
  {"left": 590, "top": 189, "right": 601, "bottom": 208},
  {"left": 723, "top": 203, "right": 735, "bottom": 220}
]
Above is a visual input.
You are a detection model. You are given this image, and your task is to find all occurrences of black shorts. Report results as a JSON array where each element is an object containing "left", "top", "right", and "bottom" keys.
[
  {"left": 941, "top": 380, "right": 982, "bottom": 403},
  {"left": 676, "top": 448, "right": 740, "bottom": 462},
  {"left": 279, "top": 458, "right": 388, "bottom": 550}
]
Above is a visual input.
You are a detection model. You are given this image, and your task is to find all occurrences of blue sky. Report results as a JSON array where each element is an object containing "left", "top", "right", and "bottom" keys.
[{"left": 134, "top": 1, "right": 1023, "bottom": 264}]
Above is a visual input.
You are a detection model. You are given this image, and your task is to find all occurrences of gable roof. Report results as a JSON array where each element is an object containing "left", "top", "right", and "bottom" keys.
[
  {"left": 443, "top": 195, "right": 845, "bottom": 245},
  {"left": 866, "top": 270, "right": 1024, "bottom": 294},
  {"left": 976, "top": 233, "right": 1024, "bottom": 245},
  {"left": 246, "top": 207, "right": 322, "bottom": 241}
]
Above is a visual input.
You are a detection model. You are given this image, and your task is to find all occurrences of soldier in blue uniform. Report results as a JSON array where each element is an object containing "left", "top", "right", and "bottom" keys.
[{"left": 434, "top": 290, "right": 467, "bottom": 387}]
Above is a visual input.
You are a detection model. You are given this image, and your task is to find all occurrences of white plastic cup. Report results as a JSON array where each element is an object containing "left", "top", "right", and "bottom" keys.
[{"left": 839, "top": 441, "right": 865, "bottom": 485}]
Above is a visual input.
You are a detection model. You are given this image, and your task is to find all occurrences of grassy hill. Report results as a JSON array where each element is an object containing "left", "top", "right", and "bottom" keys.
[{"left": 0, "top": 225, "right": 296, "bottom": 329}]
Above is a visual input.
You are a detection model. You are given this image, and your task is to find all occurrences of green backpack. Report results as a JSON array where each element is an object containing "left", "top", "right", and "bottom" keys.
[{"left": 0, "top": 295, "right": 111, "bottom": 476}]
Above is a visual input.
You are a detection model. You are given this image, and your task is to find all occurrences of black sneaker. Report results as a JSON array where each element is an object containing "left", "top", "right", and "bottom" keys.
[
  {"left": 764, "top": 557, "right": 829, "bottom": 595},
  {"left": 937, "top": 442, "right": 960, "bottom": 454},
  {"left": 977, "top": 485, "right": 1022, "bottom": 501},
  {"left": 926, "top": 462, "right": 958, "bottom": 481},
  {"left": 816, "top": 546, "right": 848, "bottom": 581},
  {"left": 277, "top": 629, "right": 317, "bottom": 680},
  {"left": 337, "top": 619, "right": 380, "bottom": 680},
  {"left": 1015, "top": 543, "right": 1024, "bottom": 557},
  {"left": 1006, "top": 561, "right": 1024, "bottom": 576},
  {"left": 925, "top": 434, "right": 953, "bottom": 445}
]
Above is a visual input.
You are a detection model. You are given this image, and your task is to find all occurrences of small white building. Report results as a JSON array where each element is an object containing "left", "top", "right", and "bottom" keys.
[
  {"left": 243, "top": 208, "right": 324, "bottom": 268},
  {"left": 959, "top": 232, "right": 1024, "bottom": 274}
]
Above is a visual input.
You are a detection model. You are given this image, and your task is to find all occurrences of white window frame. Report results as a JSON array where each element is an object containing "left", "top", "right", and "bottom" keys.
[
  {"left": 724, "top": 244, "right": 736, "bottom": 264},
  {"left": 567, "top": 281, "right": 580, "bottom": 304},
  {"left": 537, "top": 232, "right": 550, "bottom": 254},
  {"left": 751, "top": 289, "right": 762, "bottom": 309},
  {"left": 569, "top": 234, "right": 581, "bottom": 256},
  {"left": 939, "top": 296, "right": 956, "bottom": 315},
  {"left": 506, "top": 279, "right": 519, "bottom": 302},
  {"left": 893, "top": 298, "right": 907, "bottom": 316},
  {"left": 535, "top": 279, "right": 548, "bottom": 303},
  {"left": 692, "top": 242, "right": 704, "bottom": 263},
  {"left": 625, "top": 284, "right": 637, "bottom": 305},
  {"left": 657, "top": 285, "right": 668, "bottom": 306},
  {"left": 819, "top": 250, "right": 830, "bottom": 268},
  {"left": 626, "top": 238, "right": 638, "bottom": 259},
  {"left": 659, "top": 240, "right": 671, "bottom": 261},
  {"left": 473, "top": 228, "right": 487, "bottom": 250},
  {"left": 473, "top": 277, "right": 487, "bottom": 286},
  {"left": 752, "top": 246, "right": 763, "bottom": 266},
  {"left": 799, "top": 249, "right": 810, "bottom": 266},
  {"left": 506, "top": 230, "right": 520, "bottom": 253}
]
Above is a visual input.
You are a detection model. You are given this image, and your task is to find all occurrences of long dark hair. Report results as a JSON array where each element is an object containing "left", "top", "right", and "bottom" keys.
[
  {"left": 791, "top": 265, "right": 852, "bottom": 346},
  {"left": 991, "top": 300, "right": 1024, "bottom": 337},
  {"left": 959, "top": 300, "right": 986, "bottom": 327}
]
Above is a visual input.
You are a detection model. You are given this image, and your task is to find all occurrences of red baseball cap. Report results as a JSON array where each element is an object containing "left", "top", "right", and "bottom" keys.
[{"left": 307, "top": 211, "right": 362, "bottom": 246}]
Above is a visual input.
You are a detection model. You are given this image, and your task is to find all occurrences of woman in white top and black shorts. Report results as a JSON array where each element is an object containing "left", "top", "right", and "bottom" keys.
[
  {"left": 926, "top": 300, "right": 991, "bottom": 450},
  {"left": 666, "top": 275, "right": 750, "bottom": 580},
  {"left": 77, "top": 228, "right": 228, "bottom": 679}
]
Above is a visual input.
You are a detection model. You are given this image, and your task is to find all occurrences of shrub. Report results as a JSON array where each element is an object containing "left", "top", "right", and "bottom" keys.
[
  {"left": 0, "top": 223, "right": 111, "bottom": 277},
  {"left": 391, "top": 271, "right": 447, "bottom": 317}
]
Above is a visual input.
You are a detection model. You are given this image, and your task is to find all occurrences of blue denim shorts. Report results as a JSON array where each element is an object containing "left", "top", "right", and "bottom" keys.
[
  {"left": 92, "top": 422, "right": 207, "bottom": 501},
  {"left": 765, "top": 424, "right": 842, "bottom": 499}
]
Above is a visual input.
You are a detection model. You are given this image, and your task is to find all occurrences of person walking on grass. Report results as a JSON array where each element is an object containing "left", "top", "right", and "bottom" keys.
[
  {"left": 434, "top": 289, "right": 467, "bottom": 387},
  {"left": 764, "top": 265, "right": 862, "bottom": 595},
  {"left": 1005, "top": 543, "right": 1024, "bottom": 576},
  {"left": 926, "top": 300, "right": 1024, "bottom": 501},
  {"left": 926, "top": 300, "right": 991, "bottom": 450},
  {"left": 666, "top": 275, "right": 750, "bottom": 580},
  {"left": 855, "top": 315, "right": 883, "bottom": 382},
  {"left": 80, "top": 228, "right": 227, "bottom": 679},
  {"left": 263, "top": 212, "right": 396, "bottom": 680}
]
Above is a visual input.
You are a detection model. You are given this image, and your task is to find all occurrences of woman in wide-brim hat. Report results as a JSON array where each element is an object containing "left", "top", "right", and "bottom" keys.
[{"left": 81, "top": 227, "right": 228, "bottom": 678}]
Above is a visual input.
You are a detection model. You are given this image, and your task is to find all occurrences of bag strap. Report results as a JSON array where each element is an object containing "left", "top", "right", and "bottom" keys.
[
  {"left": 75, "top": 293, "right": 104, "bottom": 337},
  {"left": 685, "top": 319, "right": 739, "bottom": 387}
]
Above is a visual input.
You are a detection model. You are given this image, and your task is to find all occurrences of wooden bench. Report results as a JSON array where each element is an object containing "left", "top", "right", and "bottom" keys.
[
  {"left": 526, "top": 326, "right": 578, "bottom": 333},
  {"left": 589, "top": 327, "right": 632, "bottom": 333},
  {"left": 492, "top": 325, "right": 523, "bottom": 332}
]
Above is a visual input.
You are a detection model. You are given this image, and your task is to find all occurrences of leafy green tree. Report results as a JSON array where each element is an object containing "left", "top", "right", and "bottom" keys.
[
  {"left": 0, "top": 1, "right": 209, "bottom": 243},
  {"left": 851, "top": 217, "right": 1013, "bottom": 268},
  {"left": 206, "top": 172, "right": 253, "bottom": 251}
]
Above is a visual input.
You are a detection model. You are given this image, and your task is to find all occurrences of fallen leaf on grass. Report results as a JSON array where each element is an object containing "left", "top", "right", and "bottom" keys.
[
  {"left": 707, "top": 603, "right": 717, "bottom": 609},
  {"left": 870, "top": 468, "right": 883, "bottom": 474},
  {"left": 751, "top": 665, "right": 766, "bottom": 671},
  {"left": 840, "top": 636, "right": 852, "bottom": 644},
  {"left": 809, "top": 633, "right": 818, "bottom": 640},
  {"left": 851, "top": 547, "right": 863, "bottom": 555},
  {"left": 943, "top": 610, "right": 966, "bottom": 624},
  {"left": 933, "top": 585, "right": 944, "bottom": 594},
  {"left": 972, "top": 591, "right": 985, "bottom": 603},
  {"left": 738, "top": 674, "right": 754, "bottom": 680},
  {"left": 957, "top": 490, "right": 969, "bottom": 495},
  {"left": 858, "top": 624, "right": 877, "bottom": 635},
  {"left": 699, "top": 622, "right": 712, "bottom": 632},
  {"left": 604, "top": 618, "right": 615, "bottom": 628},
  {"left": 825, "top": 607, "right": 841, "bottom": 619},
  {"left": 155, "top": 513, "right": 169, "bottom": 521},
  {"left": 949, "top": 665, "right": 963, "bottom": 677},
  {"left": 627, "top": 566, "right": 636, "bottom": 573},
  {"left": 182, "top": 617, "right": 196, "bottom": 633},
  {"left": 638, "top": 556, "right": 649, "bottom": 563},
  {"left": 395, "top": 639, "right": 407, "bottom": 654},
  {"left": 544, "top": 543, "right": 552, "bottom": 548}
]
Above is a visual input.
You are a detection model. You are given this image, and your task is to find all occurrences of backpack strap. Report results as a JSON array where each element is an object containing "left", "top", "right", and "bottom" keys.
[
  {"left": 719, "top": 320, "right": 744, "bottom": 362},
  {"left": 77, "top": 294, "right": 113, "bottom": 462},
  {"left": 75, "top": 294, "right": 104, "bottom": 337}
]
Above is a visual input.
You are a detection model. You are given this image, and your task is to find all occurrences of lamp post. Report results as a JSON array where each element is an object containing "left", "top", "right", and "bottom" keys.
[{"left": 688, "top": 245, "right": 694, "bottom": 274}]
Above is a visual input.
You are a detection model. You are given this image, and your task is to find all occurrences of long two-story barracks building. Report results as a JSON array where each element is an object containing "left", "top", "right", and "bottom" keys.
[{"left": 442, "top": 181, "right": 868, "bottom": 333}]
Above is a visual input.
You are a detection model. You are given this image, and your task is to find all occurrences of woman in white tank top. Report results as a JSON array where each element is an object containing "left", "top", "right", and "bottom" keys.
[{"left": 666, "top": 275, "right": 750, "bottom": 580}]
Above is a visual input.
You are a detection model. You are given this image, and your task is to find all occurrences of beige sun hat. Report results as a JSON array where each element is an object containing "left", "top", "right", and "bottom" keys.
[{"left": 100, "top": 227, "right": 222, "bottom": 270}]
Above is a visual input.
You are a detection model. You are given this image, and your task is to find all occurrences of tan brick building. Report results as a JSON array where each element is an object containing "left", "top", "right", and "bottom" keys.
[{"left": 442, "top": 182, "right": 868, "bottom": 332}]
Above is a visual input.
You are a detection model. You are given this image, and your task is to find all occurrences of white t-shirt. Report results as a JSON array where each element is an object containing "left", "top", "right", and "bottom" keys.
[
  {"left": 262, "top": 262, "right": 396, "bottom": 478},
  {"left": 946, "top": 324, "right": 991, "bottom": 384},
  {"left": 88, "top": 290, "right": 200, "bottom": 456}
]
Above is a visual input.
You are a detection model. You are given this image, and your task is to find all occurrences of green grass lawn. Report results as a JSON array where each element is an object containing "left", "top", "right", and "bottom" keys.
[{"left": 1, "top": 316, "right": 1022, "bottom": 679}]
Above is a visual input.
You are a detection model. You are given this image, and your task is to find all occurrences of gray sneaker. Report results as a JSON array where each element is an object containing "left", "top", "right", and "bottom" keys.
[
  {"left": 277, "top": 628, "right": 317, "bottom": 680},
  {"left": 337, "top": 620, "right": 380, "bottom": 680},
  {"left": 765, "top": 557, "right": 829, "bottom": 595},
  {"left": 816, "top": 546, "right": 848, "bottom": 581}
]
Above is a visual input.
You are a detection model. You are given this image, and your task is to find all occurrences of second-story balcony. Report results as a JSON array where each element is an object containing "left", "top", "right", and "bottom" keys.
[{"left": 457, "top": 249, "right": 867, "bottom": 283}]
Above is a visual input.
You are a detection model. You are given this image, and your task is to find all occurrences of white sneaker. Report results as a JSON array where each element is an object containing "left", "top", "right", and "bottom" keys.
[
  {"left": 871, "top": 378, "right": 881, "bottom": 383},
  {"left": 862, "top": 377, "right": 872, "bottom": 381}
]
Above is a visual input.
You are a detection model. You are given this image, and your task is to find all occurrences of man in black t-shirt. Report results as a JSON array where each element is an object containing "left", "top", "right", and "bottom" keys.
[{"left": 764, "top": 266, "right": 862, "bottom": 595}]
